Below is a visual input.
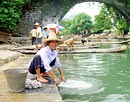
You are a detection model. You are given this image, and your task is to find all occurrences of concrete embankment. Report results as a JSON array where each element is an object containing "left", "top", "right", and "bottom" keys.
[
  {"left": 0, "top": 70, "right": 62, "bottom": 102},
  {"left": 0, "top": 44, "right": 62, "bottom": 102},
  {"left": 0, "top": 44, "right": 21, "bottom": 67}
]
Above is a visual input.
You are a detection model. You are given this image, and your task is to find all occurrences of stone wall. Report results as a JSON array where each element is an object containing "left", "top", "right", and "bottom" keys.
[
  {"left": 14, "top": 6, "right": 42, "bottom": 36},
  {"left": 15, "top": 1, "right": 69, "bottom": 36}
]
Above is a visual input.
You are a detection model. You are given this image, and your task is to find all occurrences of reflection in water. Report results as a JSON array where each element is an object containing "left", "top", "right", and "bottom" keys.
[
  {"left": 101, "top": 94, "right": 127, "bottom": 102},
  {"left": 58, "top": 46, "right": 130, "bottom": 102}
]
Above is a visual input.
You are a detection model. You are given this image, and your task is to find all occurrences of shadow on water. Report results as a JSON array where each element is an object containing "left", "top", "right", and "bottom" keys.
[{"left": 58, "top": 45, "right": 130, "bottom": 102}]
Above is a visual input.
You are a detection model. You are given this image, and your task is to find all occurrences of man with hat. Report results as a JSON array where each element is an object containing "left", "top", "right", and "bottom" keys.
[
  {"left": 34, "top": 22, "right": 43, "bottom": 43},
  {"left": 28, "top": 32, "right": 66, "bottom": 84},
  {"left": 34, "top": 22, "right": 42, "bottom": 51}
]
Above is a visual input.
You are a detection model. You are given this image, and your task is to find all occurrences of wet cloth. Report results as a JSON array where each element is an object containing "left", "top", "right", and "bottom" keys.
[
  {"left": 25, "top": 77, "right": 55, "bottom": 89},
  {"left": 25, "top": 79, "right": 42, "bottom": 89},
  {"left": 28, "top": 55, "right": 56, "bottom": 74}
]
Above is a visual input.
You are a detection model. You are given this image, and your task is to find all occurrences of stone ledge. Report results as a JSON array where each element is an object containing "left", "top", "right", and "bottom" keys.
[
  {"left": 0, "top": 50, "right": 21, "bottom": 67},
  {"left": 0, "top": 71, "right": 62, "bottom": 102}
]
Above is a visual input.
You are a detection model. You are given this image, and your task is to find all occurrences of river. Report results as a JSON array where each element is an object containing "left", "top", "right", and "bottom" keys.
[
  {"left": 1, "top": 44, "right": 130, "bottom": 102},
  {"left": 57, "top": 44, "right": 130, "bottom": 102}
]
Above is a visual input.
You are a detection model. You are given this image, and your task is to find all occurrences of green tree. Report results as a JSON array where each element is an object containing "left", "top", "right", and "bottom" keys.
[
  {"left": 106, "top": 5, "right": 129, "bottom": 34},
  {"left": 61, "top": 19, "right": 72, "bottom": 34},
  {"left": 62, "top": 13, "right": 93, "bottom": 34},
  {"left": 0, "top": 0, "right": 30, "bottom": 32},
  {"left": 94, "top": 4, "right": 129, "bottom": 34},
  {"left": 93, "top": 5, "right": 113, "bottom": 33},
  {"left": 116, "top": 18, "right": 129, "bottom": 34}
]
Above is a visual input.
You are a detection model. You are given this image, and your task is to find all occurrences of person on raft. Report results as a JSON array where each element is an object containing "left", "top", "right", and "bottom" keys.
[{"left": 28, "top": 32, "right": 66, "bottom": 84}]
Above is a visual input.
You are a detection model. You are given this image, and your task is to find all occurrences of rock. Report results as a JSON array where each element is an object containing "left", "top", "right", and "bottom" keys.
[{"left": 0, "top": 50, "right": 21, "bottom": 67}]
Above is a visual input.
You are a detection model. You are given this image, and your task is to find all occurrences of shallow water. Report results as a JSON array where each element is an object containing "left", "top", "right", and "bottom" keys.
[{"left": 58, "top": 45, "right": 130, "bottom": 102}]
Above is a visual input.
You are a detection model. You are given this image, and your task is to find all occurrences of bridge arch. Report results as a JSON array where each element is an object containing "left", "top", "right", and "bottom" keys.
[{"left": 17, "top": 0, "right": 129, "bottom": 36}]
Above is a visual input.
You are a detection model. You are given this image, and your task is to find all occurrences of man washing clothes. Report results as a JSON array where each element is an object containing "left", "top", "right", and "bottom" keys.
[{"left": 28, "top": 32, "right": 66, "bottom": 84}]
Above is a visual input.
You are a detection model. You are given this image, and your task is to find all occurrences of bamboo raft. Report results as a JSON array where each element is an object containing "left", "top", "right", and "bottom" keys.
[
  {"left": 59, "top": 45, "right": 127, "bottom": 54},
  {"left": 86, "top": 39, "right": 130, "bottom": 45},
  {"left": 11, "top": 45, "right": 127, "bottom": 54}
]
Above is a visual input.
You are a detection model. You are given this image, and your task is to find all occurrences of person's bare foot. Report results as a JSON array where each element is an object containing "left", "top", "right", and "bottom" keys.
[
  {"left": 42, "top": 72, "right": 49, "bottom": 77},
  {"left": 37, "top": 76, "right": 48, "bottom": 83}
]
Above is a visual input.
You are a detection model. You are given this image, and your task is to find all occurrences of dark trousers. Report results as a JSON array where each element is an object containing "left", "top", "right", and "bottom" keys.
[
  {"left": 81, "top": 39, "right": 86, "bottom": 45},
  {"left": 28, "top": 55, "right": 56, "bottom": 74},
  {"left": 32, "top": 37, "right": 36, "bottom": 45}
]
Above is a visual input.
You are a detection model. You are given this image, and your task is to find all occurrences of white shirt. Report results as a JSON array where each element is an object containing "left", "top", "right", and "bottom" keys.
[
  {"left": 30, "top": 29, "right": 37, "bottom": 37},
  {"left": 36, "top": 45, "right": 62, "bottom": 72},
  {"left": 37, "top": 27, "right": 42, "bottom": 38}
]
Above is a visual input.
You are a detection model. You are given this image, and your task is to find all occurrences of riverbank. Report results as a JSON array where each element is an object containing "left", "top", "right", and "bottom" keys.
[
  {"left": 0, "top": 36, "right": 32, "bottom": 66},
  {"left": 0, "top": 44, "right": 22, "bottom": 67},
  {"left": 0, "top": 70, "right": 62, "bottom": 102},
  {"left": 0, "top": 44, "right": 62, "bottom": 102}
]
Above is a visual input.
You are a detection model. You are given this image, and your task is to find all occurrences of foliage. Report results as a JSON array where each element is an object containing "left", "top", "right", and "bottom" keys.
[
  {"left": 0, "top": 0, "right": 129, "bottom": 34},
  {"left": 93, "top": 5, "right": 113, "bottom": 33},
  {"left": 106, "top": 5, "right": 129, "bottom": 34},
  {"left": 61, "top": 13, "right": 93, "bottom": 34},
  {"left": 0, "top": 0, "right": 30, "bottom": 32},
  {"left": 93, "top": 4, "right": 129, "bottom": 34},
  {"left": 116, "top": 18, "right": 129, "bottom": 35}
]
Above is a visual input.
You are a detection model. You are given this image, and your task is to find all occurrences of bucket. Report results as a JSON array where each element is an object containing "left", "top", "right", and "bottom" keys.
[{"left": 4, "top": 68, "right": 28, "bottom": 92}]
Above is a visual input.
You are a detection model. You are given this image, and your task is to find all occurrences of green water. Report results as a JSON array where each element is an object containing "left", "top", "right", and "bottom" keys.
[{"left": 58, "top": 45, "right": 130, "bottom": 102}]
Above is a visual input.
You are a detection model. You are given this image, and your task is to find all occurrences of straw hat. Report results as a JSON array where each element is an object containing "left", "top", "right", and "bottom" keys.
[
  {"left": 34, "top": 22, "right": 40, "bottom": 26},
  {"left": 43, "top": 32, "right": 63, "bottom": 44}
]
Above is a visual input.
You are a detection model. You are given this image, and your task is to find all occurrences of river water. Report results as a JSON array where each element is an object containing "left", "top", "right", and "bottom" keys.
[
  {"left": 1, "top": 44, "right": 130, "bottom": 102},
  {"left": 58, "top": 44, "right": 130, "bottom": 102}
]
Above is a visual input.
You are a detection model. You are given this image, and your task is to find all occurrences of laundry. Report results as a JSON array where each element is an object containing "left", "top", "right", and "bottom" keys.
[
  {"left": 58, "top": 79, "right": 92, "bottom": 89},
  {"left": 25, "top": 76, "right": 56, "bottom": 89},
  {"left": 25, "top": 79, "right": 43, "bottom": 89}
]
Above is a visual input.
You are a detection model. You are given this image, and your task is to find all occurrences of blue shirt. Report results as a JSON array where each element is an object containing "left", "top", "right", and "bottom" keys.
[
  {"left": 42, "top": 30, "right": 48, "bottom": 38},
  {"left": 36, "top": 45, "right": 62, "bottom": 72}
]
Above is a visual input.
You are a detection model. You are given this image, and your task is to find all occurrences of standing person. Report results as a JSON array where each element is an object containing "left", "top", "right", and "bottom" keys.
[
  {"left": 42, "top": 27, "right": 50, "bottom": 48},
  {"left": 28, "top": 32, "right": 66, "bottom": 84},
  {"left": 34, "top": 22, "right": 42, "bottom": 44},
  {"left": 42, "top": 27, "right": 49, "bottom": 39},
  {"left": 34, "top": 22, "right": 42, "bottom": 51},
  {"left": 81, "top": 37, "right": 87, "bottom": 45},
  {"left": 30, "top": 26, "right": 37, "bottom": 45}
]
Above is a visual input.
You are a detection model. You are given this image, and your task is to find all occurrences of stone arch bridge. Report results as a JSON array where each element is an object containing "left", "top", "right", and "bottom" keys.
[{"left": 18, "top": 0, "right": 130, "bottom": 36}]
